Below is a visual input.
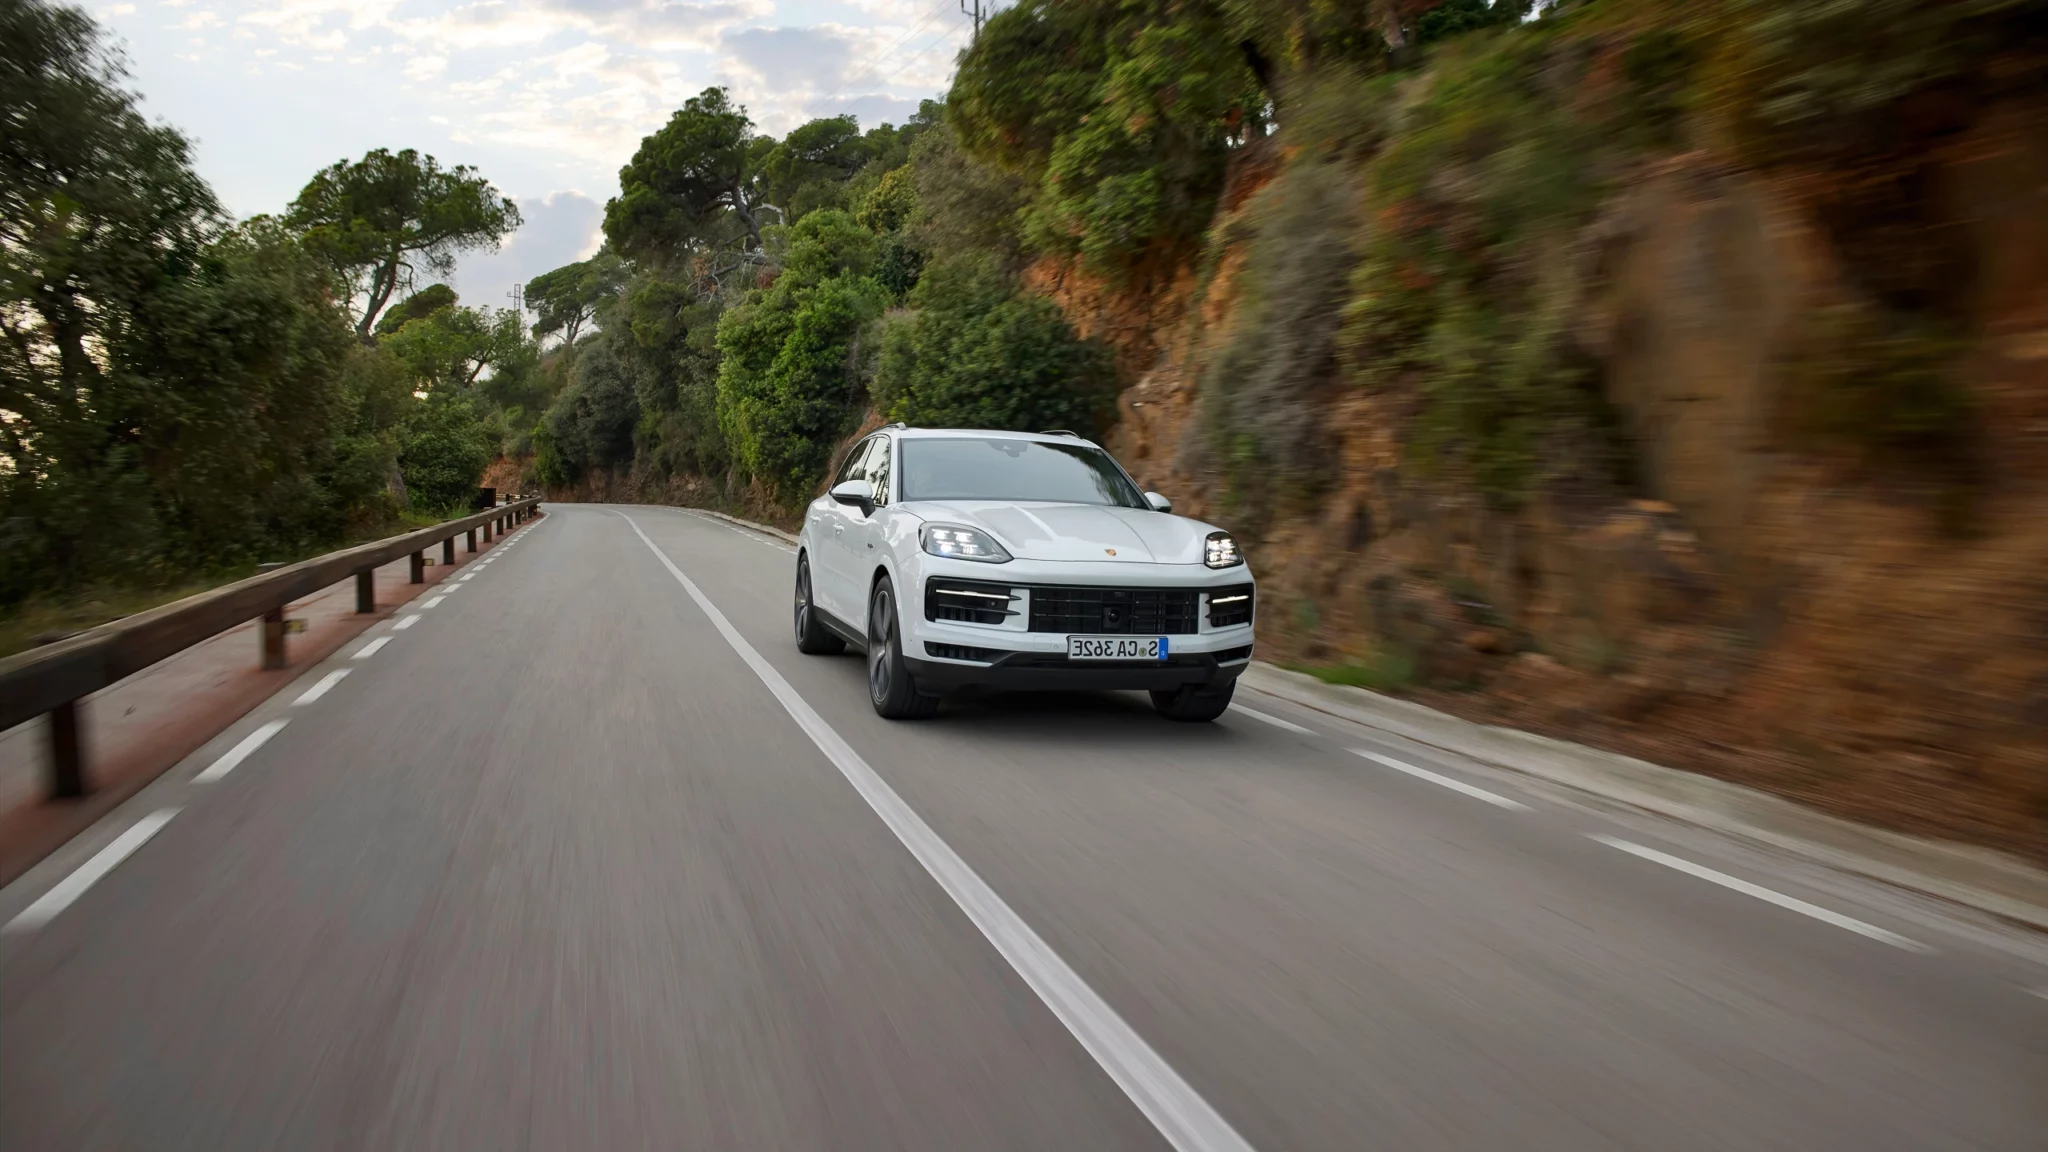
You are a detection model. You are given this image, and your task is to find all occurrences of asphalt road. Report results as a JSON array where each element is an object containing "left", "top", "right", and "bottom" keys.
[{"left": 3, "top": 504, "right": 2044, "bottom": 1151}]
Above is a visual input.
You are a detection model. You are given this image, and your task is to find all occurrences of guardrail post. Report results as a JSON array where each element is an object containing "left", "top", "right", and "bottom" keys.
[
  {"left": 467, "top": 527, "right": 477, "bottom": 552},
  {"left": 409, "top": 550, "right": 425, "bottom": 583},
  {"left": 442, "top": 537, "right": 455, "bottom": 565},
  {"left": 483, "top": 519, "right": 493, "bottom": 542},
  {"left": 356, "top": 570, "right": 374, "bottom": 613},
  {"left": 260, "top": 607, "right": 286, "bottom": 670},
  {"left": 49, "top": 699, "right": 85, "bottom": 798}
]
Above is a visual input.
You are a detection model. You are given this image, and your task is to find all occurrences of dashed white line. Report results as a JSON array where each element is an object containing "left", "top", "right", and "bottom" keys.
[
  {"left": 1230, "top": 704, "right": 1314, "bottom": 735},
  {"left": 193, "top": 720, "right": 288, "bottom": 783},
  {"left": 421, "top": 595, "right": 446, "bottom": 609},
  {"left": 4, "top": 809, "right": 180, "bottom": 933},
  {"left": 439, "top": 583, "right": 462, "bottom": 593},
  {"left": 459, "top": 573, "right": 476, "bottom": 581},
  {"left": 1590, "top": 835, "right": 1932, "bottom": 952},
  {"left": 353, "top": 636, "right": 392, "bottom": 660},
  {"left": 621, "top": 511, "right": 1254, "bottom": 1152},
  {"left": 292, "top": 669, "right": 350, "bottom": 705},
  {"left": 1354, "top": 750, "right": 1530, "bottom": 810},
  {"left": 392, "top": 614, "right": 420, "bottom": 630}
]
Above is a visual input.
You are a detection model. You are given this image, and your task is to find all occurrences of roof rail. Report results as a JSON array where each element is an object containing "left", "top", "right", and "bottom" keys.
[
  {"left": 881, "top": 421, "right": 908, "bottom": 431},
  {"left": 1040, "top": 429, "right": 1079, "bottom": 438}
]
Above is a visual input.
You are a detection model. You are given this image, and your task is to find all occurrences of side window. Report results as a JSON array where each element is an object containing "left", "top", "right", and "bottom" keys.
[
  {"left": 833, "top": 438, "right": 876, "bottom": 489},
  {"left": 867, "top": 436, "right": 893, "bottom": 505}
]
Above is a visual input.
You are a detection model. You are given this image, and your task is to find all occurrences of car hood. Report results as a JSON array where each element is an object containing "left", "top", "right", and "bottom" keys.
[{"left": 900, "top": 500, "right": 1216, "bottom": 564}]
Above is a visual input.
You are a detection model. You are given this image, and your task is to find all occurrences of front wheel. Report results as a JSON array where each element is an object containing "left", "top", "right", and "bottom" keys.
[
  {"left": 867, "top": 575, "right": 940, "bottom": 719},
  {"left": 794, "top": 553, "right": 845, "bottom": 655},
  {"left": 1150, "top": 680, "right": 1236, "bottom": 722}
]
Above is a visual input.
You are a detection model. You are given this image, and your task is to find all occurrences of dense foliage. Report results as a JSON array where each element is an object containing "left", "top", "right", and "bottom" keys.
[{"left": 1, "top": 0, "right": 537, "bottom": 607}]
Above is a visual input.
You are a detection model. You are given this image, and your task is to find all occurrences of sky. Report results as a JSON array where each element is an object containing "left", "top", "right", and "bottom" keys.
[{"left": 82, "top": 0, "right": 982, "bottom": 308}]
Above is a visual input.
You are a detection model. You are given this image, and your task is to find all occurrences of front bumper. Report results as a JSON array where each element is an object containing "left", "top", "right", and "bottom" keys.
[{"left": 905, "top": 646, "right": 1252, "bottom": 693}]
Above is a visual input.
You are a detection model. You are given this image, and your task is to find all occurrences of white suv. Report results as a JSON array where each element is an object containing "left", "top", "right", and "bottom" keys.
[{"left": 794, "top": 426, "right": 1256, "bottom": 721}]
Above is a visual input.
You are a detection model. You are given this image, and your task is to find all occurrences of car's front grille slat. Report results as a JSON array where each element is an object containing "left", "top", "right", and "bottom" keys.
[{"left": 1026, "top": 586, "right": 1200, "bottom": 635}]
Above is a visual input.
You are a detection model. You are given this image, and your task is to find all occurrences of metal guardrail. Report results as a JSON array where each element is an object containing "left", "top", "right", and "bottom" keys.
[{"left": 0, "top": 496, "right": 541, "bottom": 799}]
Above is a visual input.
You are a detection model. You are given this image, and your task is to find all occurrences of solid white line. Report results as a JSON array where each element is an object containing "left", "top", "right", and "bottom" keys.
[
  {"left": 4, "top": 809, "right": 180, "bottom": 932},
  {"left": 1354, "top": 750, "right": 1530, "bottom": 810},
  {"left": 421, "top": 596, "right": 445, "bottom": 609},
  {"left": 1590, "top": 835, "right": 1932, "bottom": 952},
  {"left": 353, "top": 636, "right": 393, "bottom": 660},
  {"left": 193, "top": 720, "right": 288, "bottom": 783},
  {"left": 292, "top": 669, "right": 350, "bottom": 706},
  {"left": 619, "top": 512, "right": 1255, "bottom": 1152},
  {"left": 392, "top": 614, "right": 420, "bottom": 630},
  {"left": 1229, "top": 704, "right": 1313, "bottom": 735}
]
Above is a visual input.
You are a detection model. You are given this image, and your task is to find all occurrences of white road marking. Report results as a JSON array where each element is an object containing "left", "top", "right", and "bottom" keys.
[
  {"left": 438, "top": 583, "right": 461, "bottom": 593},
  {"left": 1591, "top": 836, "right": 1932, "bottom": 952},
  {"left": 459, "top": 574, "right": 475, "bottom": 581},
  {"left": 421, "top": 596, "right": 445, "bottom": 609},
  {"left": 392, "top": 614, "right": 421, "bottom": 631},
  {"left": 684, "top": 509, "right": 798, "bottom": 553},
  {"left": 1230, "top": 704, "right": 1313, "bottom": 735},
  {"left": 292, "top": 669, "right": 350, "bottom": 706},
  {"left": 1355, "top": 750, "right": 1530, "bottom": 810},
  {"left": 4, "top": 809, "right": 180, "bottom": 933},
  {"left": 353, "top": 636, "right": 392, "bottom": 660},
  {"left": 620, "top": 512, "right": 1255, "bottom": 1152},
  {"left": 194, "top": 720, "right": 288, "bottom": 783}
]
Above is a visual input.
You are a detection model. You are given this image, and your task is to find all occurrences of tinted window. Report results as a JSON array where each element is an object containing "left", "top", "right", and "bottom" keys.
[
  {"left": 833, "top": 437, "right": 877, "bottom": 488},
  {"left": 899, "top": 438, "right": 1147, "bottom": 508}
]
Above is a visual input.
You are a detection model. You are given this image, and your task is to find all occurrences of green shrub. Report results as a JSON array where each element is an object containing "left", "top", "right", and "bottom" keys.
[
  {"left": 400, "top": 391, "right": 495, "bottom": 513},
  {"left": 870, "top": 251, "right": 1116, "bottom": 435}
]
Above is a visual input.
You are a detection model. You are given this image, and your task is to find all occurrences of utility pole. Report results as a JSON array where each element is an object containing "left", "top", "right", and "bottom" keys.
[
  {"left": 961, "top": 0, "right": 988, "bottom": 37},
  {"left": 506, "top": 283, "right": 525, "bottom": 313}
]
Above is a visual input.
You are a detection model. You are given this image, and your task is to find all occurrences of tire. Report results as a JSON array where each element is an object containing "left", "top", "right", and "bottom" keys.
[
  {"left": 867, "top": 575, "right": 940, "bottom": 719},
  {"left": 794, "top": 553, "right": 845, "bottom": 655},
  {"left": 1150, "top": 679, "right": 1236, "bottom": 722}
]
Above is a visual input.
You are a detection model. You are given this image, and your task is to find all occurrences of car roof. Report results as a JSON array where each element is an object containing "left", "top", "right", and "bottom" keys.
[{"left": 883, "top": 427, "right": 1102, "bottom": 448}]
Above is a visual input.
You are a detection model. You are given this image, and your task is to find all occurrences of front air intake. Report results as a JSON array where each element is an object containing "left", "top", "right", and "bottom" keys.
[
  {"left": 925, "top": 578, "right": 1018, "bottom": 626},
  {"left": 1206, "top": 585, "right": 1255, "bottom": 628}
]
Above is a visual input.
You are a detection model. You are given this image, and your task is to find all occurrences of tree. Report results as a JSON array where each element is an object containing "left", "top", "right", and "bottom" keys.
[
  {"left": 373, "top": 283, "right": 457, "bottom": 336},
  {"left": 399, "top": 390, "right": 495, "bottom": 512},
  {"left": 714, "top": 210, "right": 886, "bottom": 498},
  {"left": 525, "top": 250, "right": 625, "bottom": 347},
  {"left": 871, "top": 251, "right": 1115, "bottom": 435},
  {"left": 1, "top": 0, "right": 365, "bottom": 599},
  {"left": 605, "top": 88, "right": 776, "bottom": 277},
  {"left": 286, "top": 148, "right": 520, "bottom": 341},
  {"left": 382, "top": 305, "right": 532, "bottom": 393}
]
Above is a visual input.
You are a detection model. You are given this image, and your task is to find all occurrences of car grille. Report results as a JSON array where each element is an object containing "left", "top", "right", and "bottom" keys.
[
  {"left": 925, "top": 579, "right": 1019, "bottom": 626},
  {"left": 1026, "top": 586, "right": 1200, "bottom": 635},
  {"left": 1207, "top": 585, "right": 1254, "bottom": 628}
]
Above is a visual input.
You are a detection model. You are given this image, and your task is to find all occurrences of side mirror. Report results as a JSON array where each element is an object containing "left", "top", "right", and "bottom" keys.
[
  {"left": 830, "top": 478, "right": 876, "bottom": 515},
  {"left": 1144, "top": 491, "right": 1172, "bottom": 513}
]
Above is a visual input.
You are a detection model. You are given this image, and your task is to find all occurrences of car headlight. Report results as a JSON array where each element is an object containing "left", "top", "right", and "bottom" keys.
[
  {"left": 921, "top": 523, "right": 1012, "bottom": 563},
  {"left": 1204, "top": 531, "right": 1242, "bottom": 569}
]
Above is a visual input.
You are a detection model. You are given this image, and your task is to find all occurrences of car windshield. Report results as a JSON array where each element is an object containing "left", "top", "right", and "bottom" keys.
[{"left": 900, "top": 437, "right": 1149, "bottom": 508}]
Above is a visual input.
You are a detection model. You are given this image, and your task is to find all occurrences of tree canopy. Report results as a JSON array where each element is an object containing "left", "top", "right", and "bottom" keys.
[
  {"left": 286, "top": 147, "right": 520, "bottom": 340},
  {"left": 525, "top": 251, "right": 626, "bottom": 347}
]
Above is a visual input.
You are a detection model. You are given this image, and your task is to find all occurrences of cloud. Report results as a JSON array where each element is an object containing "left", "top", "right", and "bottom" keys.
[{"left": 449, "top": 189, "right": 605, "bottom": 304}]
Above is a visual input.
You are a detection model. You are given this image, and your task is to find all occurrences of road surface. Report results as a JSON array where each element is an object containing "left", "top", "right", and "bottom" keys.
[{"left": 3, "top": 504, "right": 2044, "bottom": 1150}]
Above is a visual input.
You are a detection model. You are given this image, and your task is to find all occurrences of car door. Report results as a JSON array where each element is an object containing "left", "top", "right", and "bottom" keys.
[
  {"left": 813, "top": 436, "right": 877, "bottom": 622},
  {"left": 841, "top": 434, "right": 894, "bottom": 632}
]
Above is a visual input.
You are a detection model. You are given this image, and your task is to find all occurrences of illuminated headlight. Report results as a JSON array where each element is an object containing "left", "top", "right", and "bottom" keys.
[
  {"left": 1204, "top": 531, "right": 1242, "bottom": 569},
  {"left": 921, "top": 523, "right": 1012, "bottom": 563}
]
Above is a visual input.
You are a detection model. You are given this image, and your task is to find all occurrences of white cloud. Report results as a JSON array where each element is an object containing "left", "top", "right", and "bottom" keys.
[{"left": 448, "top": 189, "right": 606, "bottom": 304}]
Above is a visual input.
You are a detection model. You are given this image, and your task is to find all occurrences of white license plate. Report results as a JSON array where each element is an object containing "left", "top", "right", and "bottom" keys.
[{"left": 1067, "top": 636, "right": 1169, "bottom": 661}]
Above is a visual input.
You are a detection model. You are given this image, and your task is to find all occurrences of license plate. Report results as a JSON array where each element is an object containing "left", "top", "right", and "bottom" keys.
[{"left": 1066, "top": 636, "right": 1168, "bottom": 661}]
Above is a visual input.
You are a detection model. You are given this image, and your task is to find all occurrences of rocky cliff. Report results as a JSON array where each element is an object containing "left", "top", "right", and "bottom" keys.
[{"left": 1066, "top": 89, "right": 2048, "bottom": 863}]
